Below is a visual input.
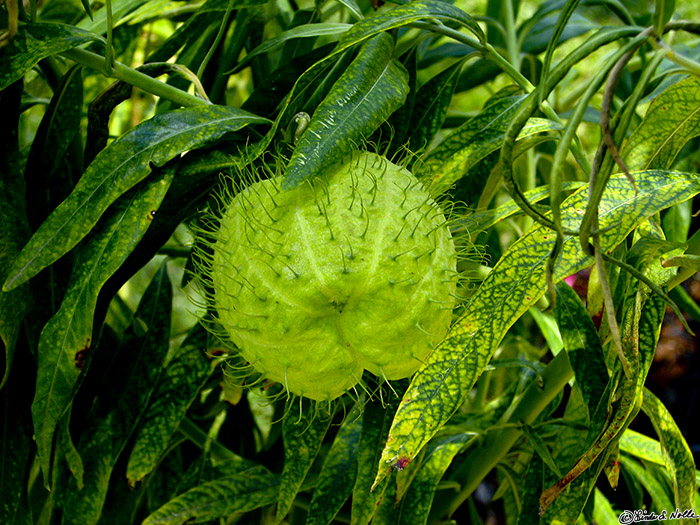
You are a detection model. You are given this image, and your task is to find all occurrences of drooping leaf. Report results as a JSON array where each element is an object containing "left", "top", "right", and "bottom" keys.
[
  {"left": 232, "top": 23, "right": 352, "bottom": 73},
  {"left": 642, "top": 388, "right": 697, "bottom": 518},
  {"left": 4, "top": 105, "right": 269, "bottom": 291},
  {"left": 0, "top": 23, "right": 102, "bottom": 91},
  {"left": 353, "top": 388, "right": 405, "bottom": 525},
  {"left": 61, "top": 263, "right": 172, "bottom": 524},
  {"left": 76, "top": 0, "right": 152, "bottom": 34},
  {"left": 397, "top": 433, "right": 475, "bottom": 525},
  {"left": 283, "top": 33, "right": 408, "bottom": 189},
  {"left": 126, "top": 324, "right": 213, "bottom": 486},
  {"left": 621, "top": 456, "right": 675, "bottom": 513},
  {"left": 306, "top": 412, "right": 362, "bottom": 525},
  {"left": 652, "top": 0, "right": 675, "bottom": 36},
  {"left": 554, "top": 283, "right": 607, "bottom": 425},
  {"left": 0, "top": 82, "right": 31, "bottom": 390},
  {"left": 416, "top": 88, "right": 563, "bottom": 196},
  {"left": 25, "top": 64, "right": 84, "bottom": 227},
  {"left": 31, "top": 168, "right": 175, "bottom": 486},
  {"left": 275, "top": 405, "right": 333, "bottom": 522},
  {"left": 407, "top": 60, "right": 464, "bottom": 152},
  {"left": 624, "top": 76, "right": 700, "bottom": 171},
  {"left": 373, "top": 168, "right": 700, "bottom": 487}
]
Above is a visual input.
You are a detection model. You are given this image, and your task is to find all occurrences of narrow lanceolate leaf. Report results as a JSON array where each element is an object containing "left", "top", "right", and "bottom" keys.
[
  {"left": 642, "top": 388, "right": 697, "bottom": 520},
  {"left": 416, "top": 88, "right": 563, "bottom": 196},
  {"left": 555, "top": 283, "right": 607, "bottom": 424},
  {"left": 408, "top": 60, "right": 463, "bottom": 152},
  {"left": 25, "top": 65, "right": 83, "bottom": 187},
  {"left": 143, "top": 467, "right": 280, "bottom": 525},
  {"left": 624, "top": 76, "right": 700, "bottom": 171},
  {"left": 620, "top": 429, "right": 665, "bottom": 466},
  {"left": 0, "top": 83, "right": 31, "bottom": 390},
  {"left": 353, "top": 389, "right": 405, "bottom": 525},
  {"left": 3, "top": 105, "right": 269, "bottom": 291},
  {"left": 31, "top": 169, "right": 174, "bottom": 486},
  {"left": 652, "top": 0, "right": 675, "bottom": 36},
  {"left": 337, "top": 0, "right": 483, "bottom": 47},
  {"left": 232, "top": 23, "right": 352, "bottom": 73},
  {"left": 454, "top": 181, "right": 585, "bottom": 234},
  {"left": 373, "top": 169, "right": 700, "bottom": 487},
  {"left": 126, "top": 324, "right": 212, "bottom": 486},
  {"left": 0, "top": 23, "right": 102, "bottom": 91},
  {"left": 397, "top": 434, "right": 475, "bottom": 525},
  {"left": 306, "top": 413, "right": 362, "bottom": 525},
  {"left": 62, "top": 264, "right": 172, "bottom": 525},
  {"left": 283, "top": 33, "right": 408, "bottom": 189},
  {"left": 276, "top": 407, "right": 333, "bottom": 522},
  {"left": 622, "top": 456, "right": 675, "bottom": 513}
]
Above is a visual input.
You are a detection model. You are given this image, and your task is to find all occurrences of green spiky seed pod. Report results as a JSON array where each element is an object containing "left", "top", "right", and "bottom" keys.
[{"left": 207, "top": 152, "right": 457, "bottom": 401}]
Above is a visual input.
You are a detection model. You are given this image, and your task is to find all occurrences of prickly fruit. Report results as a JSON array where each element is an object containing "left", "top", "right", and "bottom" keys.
[{"left": 208, "top": 152, "right": 457, "bottom": 400}]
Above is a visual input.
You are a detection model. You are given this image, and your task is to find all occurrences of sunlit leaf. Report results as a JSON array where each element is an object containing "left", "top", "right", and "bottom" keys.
[
  {"left": 416, "top": 88, "right": 563, "bottom": 196},
  {"left": 283, "top": 33, "right": 408, "bottom": 189},
  {"left": 4, "top": 105, "right": 269, "bottom": 291},
  {"left": 642, "top": 388, "right": 697, "bottom": 518},
  {"left": 374, "top": 169, "right": 700, "bottom": 487},
  {"left": 624, "top": 76, "right": 700, "bottom": 171}
]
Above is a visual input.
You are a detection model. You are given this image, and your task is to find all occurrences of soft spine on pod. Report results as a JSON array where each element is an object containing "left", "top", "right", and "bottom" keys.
[{"left": 205, "top": 151, "right": 457, "bottom": 401}]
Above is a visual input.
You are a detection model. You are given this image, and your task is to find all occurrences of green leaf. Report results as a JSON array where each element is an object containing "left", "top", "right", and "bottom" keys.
[
  {"left": 76, "top": 0, "right": 151, "bottom": 34},
  {"left": 397, "top": 433, "right": 475, "bottom": 525},
  {"left": 61, "top": 262, "right": 172, "bottom": 524},
  {"left": 642, "top": 388, "right": 697, "bottom": 519},
  {"left": 538, "top": 0, "right": 583, "bottom": 106},
  {"left": 143, "top": 467, "right": 281, "bottom": 524},
  {"left": 620, "top": 429, "right": 665, "bottom": 466},
  {"left": 306, "top": 412, "right": 362, "bottom": 525},
  {"left": 0, "top": 83, "right": 31, "bottom": 390},
  {"left": 621, "top": 456, "right": 675, "bottom": 513},
  {"left": 0, "top": 23, "right": 102, "bottom": 91},
  {"left": 353, "top": 391, "right": 404, "bottom": 524},
  {"left": 336, "top": 0, "right": 363, "bottom": 20},
  {"left": 282, "top": 33, "right": 408, "bottom": 189},
  {"left": 554, "top": 283, "right": 607, "bottom": 424},
  {"left": 275, "top": 406, "right": 333, "bottom": 522},
  {"left": 4, "top": 105, "right": 269, "bottom": 291},
  {"left": 408, "top": 59, "right": 463, "bottom": 152},
  {"left": 455, "top": 181, "right": 585, "bottom": 234},
  {"left": 416, "top": 88, "right": 563, "bottom": 196},
  {"left": 0, "top": 362, "right": 34, "bottom": 525},
  {"left": 373, "top": 168, "right": 700, "bottom": 487},
  {"left": 25, "top": 64, "right": 83, "bottom": 193},
  {"left": 231, "top": 23, "right": 352, "bottom": 73},
  {"left": 126, "top": 324, "right": 212, "bottom": 486},
  {"left": 338, "top": 0, "right": 483, "bottom": 47},
  {"left": 652, "top": 0, "right": 675, "bottom": 36},
  {"left": 624, "top": 76, "right": 700, "bottom": 171},
  {"left": 31, "top": 168, "right": 174, "bottom": 486}
]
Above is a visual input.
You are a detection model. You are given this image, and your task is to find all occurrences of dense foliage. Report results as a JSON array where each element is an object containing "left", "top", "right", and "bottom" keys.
[{"left": 2, "top": 0, "right": 700, "bottom": 523}]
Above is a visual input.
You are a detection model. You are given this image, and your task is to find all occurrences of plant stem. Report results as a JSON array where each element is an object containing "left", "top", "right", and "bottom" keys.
[
  {"left": 177, "top": 416, "right": 239, "bottom": 462},
  {"left": 61, "top": 47, "right": 210, "bottom": 107},
  {"left": 501, "top": 0, "right": 520, "bottom": 70},
  {"left": 444, "top": 350, "right": 574, "bottom": 517}
]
